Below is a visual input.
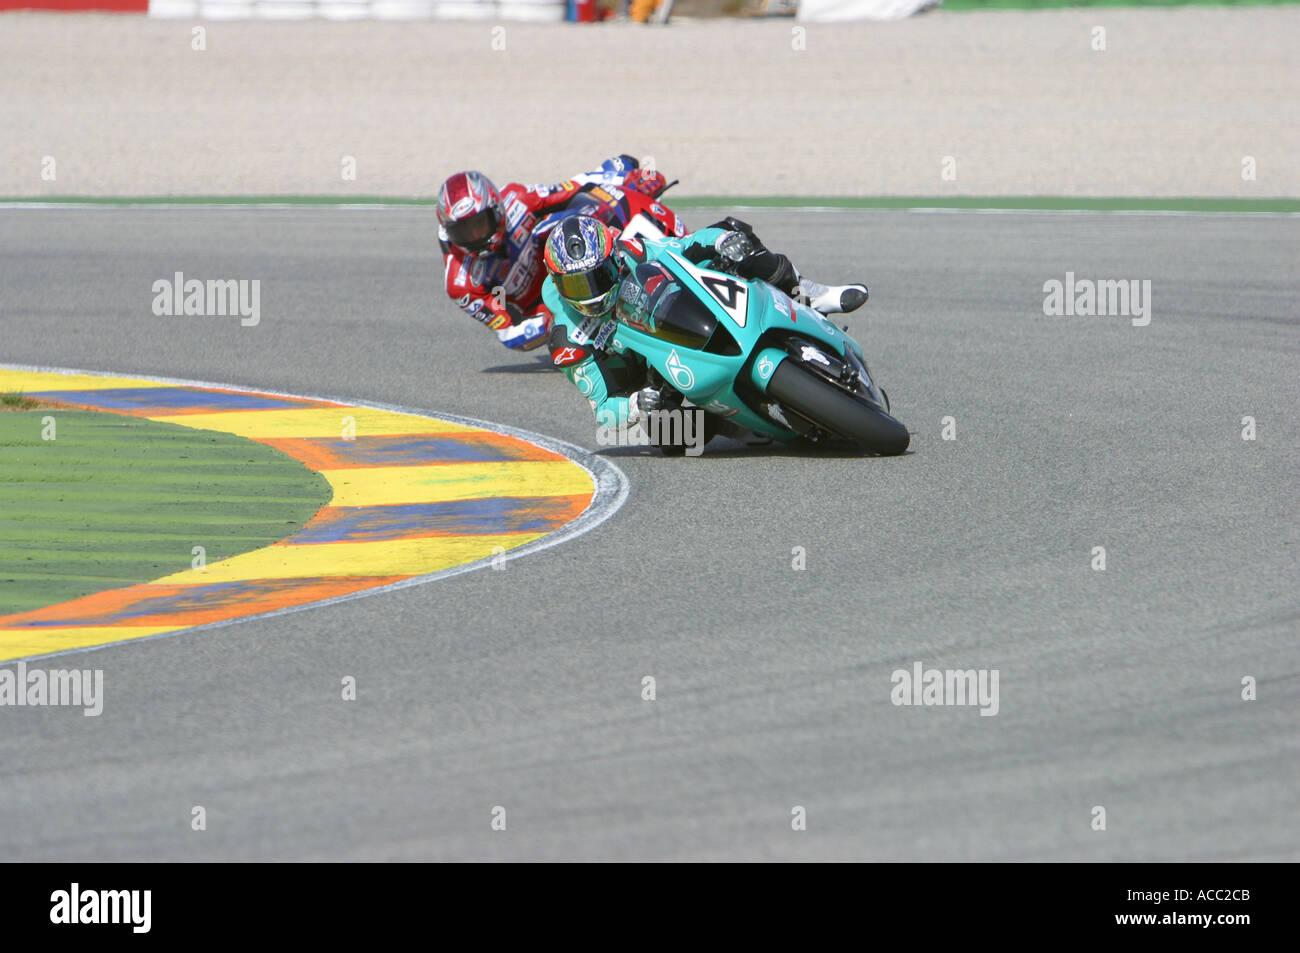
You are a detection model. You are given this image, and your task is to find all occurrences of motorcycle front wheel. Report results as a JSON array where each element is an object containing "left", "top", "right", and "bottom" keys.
[{"left": 766, "top": 360, "right": 910, "bottom": 456}]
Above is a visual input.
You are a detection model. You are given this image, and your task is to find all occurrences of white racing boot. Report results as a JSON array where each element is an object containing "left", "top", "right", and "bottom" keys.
[{"left": 798, "top": 276, "right": 869, "bottom": 315}]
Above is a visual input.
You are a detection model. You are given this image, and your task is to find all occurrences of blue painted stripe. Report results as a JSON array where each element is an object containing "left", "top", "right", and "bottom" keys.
[
  {"left": 291, "top": 434, "right": 558, "bottom": 467},
  {"left": 29, "top": 386, "right": 319, "bottom": 413},
  {"left": 289, "top": 497, "right": 585, "bottom": 543}
]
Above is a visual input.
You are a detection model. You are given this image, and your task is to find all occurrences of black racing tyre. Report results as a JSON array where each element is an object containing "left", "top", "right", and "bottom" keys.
[{"left": 766, "top": 360, "right": 910, "bottom": 455}]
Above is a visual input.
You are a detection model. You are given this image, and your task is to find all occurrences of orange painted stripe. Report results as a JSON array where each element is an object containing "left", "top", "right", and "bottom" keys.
[{"left": 0, "top": 576, "right": 409, "bottom": 629}]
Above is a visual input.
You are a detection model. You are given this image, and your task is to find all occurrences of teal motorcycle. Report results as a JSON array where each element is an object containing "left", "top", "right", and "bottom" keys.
[{"left": 602, "top": 236, "right": 910, "bottom": 456}]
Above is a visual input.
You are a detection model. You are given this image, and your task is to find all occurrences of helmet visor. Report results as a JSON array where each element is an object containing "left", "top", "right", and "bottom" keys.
[
  {"left": 445, "top": 208, "right": 500, "bottom": 252},
  {"left": 553, "top": 258, "right": 621, "bottom": 312}
]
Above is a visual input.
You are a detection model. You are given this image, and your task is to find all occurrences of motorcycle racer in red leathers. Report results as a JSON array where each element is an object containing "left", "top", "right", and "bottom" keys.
[{"left": 438, "top": 155, "right": 674, "bottom": 352}]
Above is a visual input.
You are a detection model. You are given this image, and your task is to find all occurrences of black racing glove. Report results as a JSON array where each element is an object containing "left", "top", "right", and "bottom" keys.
[
  {"left": 684, "top": 226, "right": 799, "bottom": 297},
  {"left": 684, "top": 228, "right": 756, "bottom": 268},
  {"left": 705, "top": 217, "right": 797, "bottom": 291},
  {"left": 706, "top": 217, "right": 767, "bottom": 252}
]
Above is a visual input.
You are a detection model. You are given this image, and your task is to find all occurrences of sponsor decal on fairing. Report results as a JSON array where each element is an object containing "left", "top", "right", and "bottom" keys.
[{"left": 665, "top": 349, "right": 696, "bottom": 391}]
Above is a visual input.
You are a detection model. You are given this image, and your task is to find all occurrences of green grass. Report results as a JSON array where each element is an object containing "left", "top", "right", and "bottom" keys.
[
  {"left": 0, "top": 410, "right": 333, "bottom": 616},
  {"left": 2, "top": 392, "right": 39, "bottom": 410}
]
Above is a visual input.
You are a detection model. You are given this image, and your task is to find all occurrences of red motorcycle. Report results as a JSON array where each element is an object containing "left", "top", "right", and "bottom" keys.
[
  {"left": 498, "top": 179, "right": 686, "bottom": 353},
  {"left": 534, "top": 180, "right": 686, "bottom": 248}
]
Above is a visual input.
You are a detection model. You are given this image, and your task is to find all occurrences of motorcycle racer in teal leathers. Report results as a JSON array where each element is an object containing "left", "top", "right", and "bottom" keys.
[{"left": 541, "top": 214, "right": 867, "bottom": 436}]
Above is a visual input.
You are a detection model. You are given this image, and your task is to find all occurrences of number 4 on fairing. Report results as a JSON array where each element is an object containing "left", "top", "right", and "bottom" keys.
[{"left": 701, "top": 275, "right": 747, "bottom": 327}]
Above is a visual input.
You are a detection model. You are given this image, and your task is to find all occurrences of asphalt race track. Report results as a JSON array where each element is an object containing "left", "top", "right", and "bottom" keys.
[{"left": 1, "top": 206, "right": 1296, "bottom": 861}]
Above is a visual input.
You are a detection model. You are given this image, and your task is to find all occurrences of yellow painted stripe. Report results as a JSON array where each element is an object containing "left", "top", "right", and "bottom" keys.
[
  {"left": 148, "top": 408, "right": 478, "bottom": 439},
  {"left": 2, "top": 371, "right": 175, "bottom": 392},
  {"left": 323, "top": 461, "right": 595, "bottom": 507},
  {"left": 0, "top": 625, "right": 186, "bottom": 658},
  {"left": 150, "top": 532, "right": 548, "bottom": 584}
]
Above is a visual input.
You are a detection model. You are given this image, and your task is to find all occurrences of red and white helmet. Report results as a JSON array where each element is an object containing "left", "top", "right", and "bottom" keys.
[{"left": 437, "top": 171, "right": 506, "bottom": 255}]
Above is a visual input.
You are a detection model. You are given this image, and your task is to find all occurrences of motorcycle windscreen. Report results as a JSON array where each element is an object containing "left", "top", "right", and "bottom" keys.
[{"left": 643, "top": 286, "right": 719, "bottom": 349}]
